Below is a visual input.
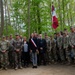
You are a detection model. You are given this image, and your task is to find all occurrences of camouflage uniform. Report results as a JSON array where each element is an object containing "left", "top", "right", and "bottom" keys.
[
  {"left": 69, "top": 32, "right": 75, "bottom": 62},
  {"left": 50, "top": 38, "right": 57, "bottom": 63},
  {"left": 13, "top": 39, "right": 22, "bottom": 69},
  {"left": 57, "top": 35, "right": 65, "bottom": 62},
  {"left": 45, "top": 37, "right": 51, "bottom": 64},
  {"left": 0, "top": 39, "right": 9, "bottom": 69},
  {"left": 63, "top": 34, "right": 71, "bottom": 63},
  {"left": 8, "top": 38, "right": 15, "bottom": 68}
]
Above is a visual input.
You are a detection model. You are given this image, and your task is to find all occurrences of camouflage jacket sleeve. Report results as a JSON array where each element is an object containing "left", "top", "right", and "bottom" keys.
[
  {"left": 52, "top": 39, "right": 56, "bottom": 49},
  {"left": 6, "top": 41, "right": 10, "bottom": 50},
  {"left": 47, "top": 40, "right": 51, "bottom": 50},
  {"left": 0, "top": 41, "right": 1, "bottom": 51},
  {"left": 66, "top": 36, "right": 69, "bottom": 48},
  {"left": 69, "top": 33, "right": 72, "bottom": 46},
  {"left": 69, "top": 33, "right": 75, "bottom": 46},
  {"left": 57, "top": 36, "right": 63, "bottom": 48},
  {"left": 63, "top": 36, "right": 69, "bottom": 48}
]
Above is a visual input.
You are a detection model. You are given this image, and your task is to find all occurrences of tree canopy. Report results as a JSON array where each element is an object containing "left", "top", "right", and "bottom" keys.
[{"left": 0, "top": 0, "right": 75, "bottom": 37}]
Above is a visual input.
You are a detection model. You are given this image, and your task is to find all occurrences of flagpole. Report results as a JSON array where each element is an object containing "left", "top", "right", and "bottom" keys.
[{"left": 51, "top": 2, "right": 54, "bottom": 34}]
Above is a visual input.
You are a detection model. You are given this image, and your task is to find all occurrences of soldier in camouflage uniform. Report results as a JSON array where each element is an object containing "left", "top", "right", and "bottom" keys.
[
  {"left": 8, "top": 34, "right": 15, "bottom": 68},
  {"left": 6, "top": 36, "right": 9, "bottom": 42},
  {"left": 50, "top": 35, "right": 57, "bottom": 64},
  {"left": 69, "top": 26, "right": 75, "bottom": 64},
  {"left": 0, "top": 36, "right": 9, "bottom": 70},
  {"left": 57, "top": 32, "right": 65, "bottom": 63},
  {"left": 63, "top": 32, "right": 71, "bottom": 64},
  {"left": 44, "top": 34, "right": 50, "bottom": 64},
  {"left": 13, "top": 34, "right": 23, "bottom": 70}
]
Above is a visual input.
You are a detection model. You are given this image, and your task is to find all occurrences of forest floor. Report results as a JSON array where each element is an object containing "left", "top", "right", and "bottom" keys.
[{"left": 0, "top": 64, "right": 75, "bottom": 75}]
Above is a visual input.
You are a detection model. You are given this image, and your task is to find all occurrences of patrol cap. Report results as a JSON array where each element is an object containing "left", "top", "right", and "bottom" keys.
[
  {"left": 10, "top": 34, "right": 12, "bottom": 36},
  {"left": 70, "top": 26, "right": 75, "bottom": 29},
  {"left": 50, "top": 35, "right": 52, "bottom": 37},
  {"left": 44, "top": 33, "right": 47, "bottom": 36},
  {"left": 2, "top": 35, "right": 5, "bottom": 38},
  {"left": 63, "top": 32, "right": 66, "bottom": 34},
  {"left": 6, "top": 35, "right": 9, "bottom": 37},
  {"left": 15, "top": 33, "right": 19, "bottom": 36}
]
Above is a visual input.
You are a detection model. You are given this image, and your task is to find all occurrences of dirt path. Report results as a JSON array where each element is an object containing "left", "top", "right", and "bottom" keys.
[{"left": 0, "top": 65, "right": 75, "bottom": 75}]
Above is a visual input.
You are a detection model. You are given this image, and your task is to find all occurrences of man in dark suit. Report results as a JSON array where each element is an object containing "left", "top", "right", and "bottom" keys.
[
  {"left": 29, "top": 33, "right": 39, "bottom": 68},
  {"left": 38, "top": 34, "right": 47, "bottom": 65}
]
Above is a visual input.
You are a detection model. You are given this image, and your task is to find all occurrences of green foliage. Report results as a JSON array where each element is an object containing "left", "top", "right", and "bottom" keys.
[
  {"left": 3, "top": 25, "right": 15, "bottom": 36},
  {"left": 3, "top": 0, "right": 75, "bottom": 37}
]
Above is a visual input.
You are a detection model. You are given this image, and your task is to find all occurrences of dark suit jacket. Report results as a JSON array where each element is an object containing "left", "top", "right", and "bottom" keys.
[
  {"left": 37, "top": 39, "right": 47, "bottom": 53},
  {"left": 29, "top": 37, "right": 38, "bottom": 53}
]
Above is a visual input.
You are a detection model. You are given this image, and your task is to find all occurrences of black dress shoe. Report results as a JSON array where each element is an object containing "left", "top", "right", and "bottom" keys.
[
  {"left": 32, "top": 66, "right": 37, "bottom": 68},
  {"left": 35, "top": 66, "right": 37, "bottom": 68},
  {"left": 32, "top": 66, "right": 35, "bottom": 68}
]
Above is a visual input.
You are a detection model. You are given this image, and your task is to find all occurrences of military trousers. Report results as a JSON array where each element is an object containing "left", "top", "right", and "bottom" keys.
[
  {"left": 64, "top": 48, "right": 71, "bottom": 63},
  {"left": 14, "top": 51, "right": 22, "bottom": 68},
  {"left": 0, "top": 51, "right": 8, "bottom": 68}
]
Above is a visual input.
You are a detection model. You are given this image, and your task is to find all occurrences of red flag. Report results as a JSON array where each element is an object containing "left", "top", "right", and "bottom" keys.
[{"left": 52, "top": 5, "right": 58, "bottom": 29}]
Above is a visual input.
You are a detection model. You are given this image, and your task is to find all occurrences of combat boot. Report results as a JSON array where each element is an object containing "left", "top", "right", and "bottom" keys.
[
  {"left": 19, "top": 66, "right": 22, "bottom": 69},
  {"left": 5, "top": 67, "right": 7, "bottom": 70},
  {"left": 15, "top": 66, "right": 18, "bottom": 70},
  {"left": 0, "top": 67, "right": 4, "bottom": 70}
]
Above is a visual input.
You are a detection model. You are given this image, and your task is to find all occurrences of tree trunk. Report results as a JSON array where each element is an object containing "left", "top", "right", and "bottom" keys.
[
  {"left": 7, "top": 2, "right": 11, "bottom": 25},
  {"left": 62, "top": 0, "right": 65, "bottom": 29},
  {"left": 36, "top": 3, "right": 41, "bottom": 34},
  {"left": 0, "top": 0, "right": 4, "bottom": 37},
  {"left": 27, "top": 0, "right": 30, "bottom": 39},
  {"left": 66, "top": 3, "right": 70, "bottom": 27},
  {"left": 58, "top": 0, "right": 63, "bottom": 31},
  {"left": 4, "top": 0, "right": 8, "bottom": 35}
]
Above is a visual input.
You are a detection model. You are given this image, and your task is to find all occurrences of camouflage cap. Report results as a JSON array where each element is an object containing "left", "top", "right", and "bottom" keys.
[
  {"left": 2, "top": 35, "right": 5, "bottom": 38},
  {"left": 15, "top": 33, "right": 19, "bottom": 36},
  {"left": 70, "top": 26, "right": 75, "bottom": 29},
  {"left": 6, "top": 35, "right": 9, "bottom": 37}
]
